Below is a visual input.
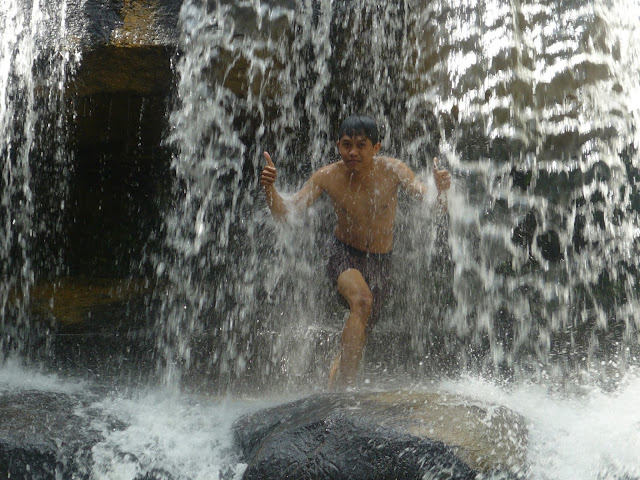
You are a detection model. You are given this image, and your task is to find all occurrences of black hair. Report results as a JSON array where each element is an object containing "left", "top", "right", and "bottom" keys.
[{"left": 337, "top": 115, "right": 379, "bottom": 144}]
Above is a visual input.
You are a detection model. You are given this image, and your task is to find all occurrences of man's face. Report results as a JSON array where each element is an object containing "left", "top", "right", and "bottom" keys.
[{"left": 336, "top": 134, "right": 381, "bottom": 172}]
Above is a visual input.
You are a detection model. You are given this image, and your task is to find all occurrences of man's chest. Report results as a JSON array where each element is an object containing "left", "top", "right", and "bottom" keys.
[{"left": 326, "top": 181, "right": 398, "bottom": 218}]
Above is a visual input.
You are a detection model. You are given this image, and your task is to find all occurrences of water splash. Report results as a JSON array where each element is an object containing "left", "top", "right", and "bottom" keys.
[
  {"left": 0, "top": 357, "right": 87, "bottom": 393},
  {"left": 87, "top": 391, "right": 250, "bottom": 480},
  {"left": 3, "top": 358, "right": 639, "bottom": 479},
  {"left": 440, "top": 370, "right": 640, "bottom": 479}
]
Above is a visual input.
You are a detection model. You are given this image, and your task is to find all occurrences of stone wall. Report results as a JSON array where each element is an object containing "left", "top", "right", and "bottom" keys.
[{"left": 64, "top": 0, "right": 182, "bottom": 277}]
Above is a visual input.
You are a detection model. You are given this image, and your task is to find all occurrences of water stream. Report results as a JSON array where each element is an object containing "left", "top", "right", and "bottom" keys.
[
  {"left": 0, "top": 0, "right": 77, "bottom": 362},
  {"left": 1, "top": 0, "right": 640, "bottom": 478}
]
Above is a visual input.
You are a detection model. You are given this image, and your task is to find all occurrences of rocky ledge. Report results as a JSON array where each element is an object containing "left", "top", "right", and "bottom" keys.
[
  {"left": 0, "top": 390, "right": 103, "bottom": 479},
  {"left": 234, "top": 390, "right": 528, "bottom": 480}
]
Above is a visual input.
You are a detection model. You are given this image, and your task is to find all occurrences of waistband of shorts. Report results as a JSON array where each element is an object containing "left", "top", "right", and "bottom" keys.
[{"left": 331, "top": 236, "right": 393, "bottom": 259}]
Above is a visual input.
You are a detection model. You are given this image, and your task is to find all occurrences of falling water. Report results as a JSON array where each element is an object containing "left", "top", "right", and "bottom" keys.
[
  {"left": 0, "top": 0, "right": 78, "bottom": 362},
  {"left": 158, "top": 0, "right": 640, "bottom": 391},
  {"left": 433, "top": 0, "right": 640, "bottom": 383}
]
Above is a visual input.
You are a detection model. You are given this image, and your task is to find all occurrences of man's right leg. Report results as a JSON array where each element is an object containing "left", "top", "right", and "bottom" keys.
[{"left": 328, "top": 268, "right": 373, "bottom": 389}]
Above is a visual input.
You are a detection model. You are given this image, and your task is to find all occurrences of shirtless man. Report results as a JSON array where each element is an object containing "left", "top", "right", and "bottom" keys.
[{"left": 260, "top": 115, "right": 451, "bottom": 388}]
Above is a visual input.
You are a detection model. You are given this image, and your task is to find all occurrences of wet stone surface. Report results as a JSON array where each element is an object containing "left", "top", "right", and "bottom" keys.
[
  {"left": 23, "top": 279, "right": 159, "bottom": 382},
  {"left": 234, "top": 390, "right": 528, "bottom": 480},
  {"left": 0, "top": 390, "right": 184, "bottom": 480},
  {"left": 0, "top": 391, "right": 103, "bottom": 479}
]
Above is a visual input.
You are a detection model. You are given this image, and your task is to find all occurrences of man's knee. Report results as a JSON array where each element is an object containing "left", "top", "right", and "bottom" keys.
[
  {"left": 337, "top": 269, "right": 374, "bottom": 317},
  {"left": 350, "top": 289, "right": 374, "bottom": 316}
]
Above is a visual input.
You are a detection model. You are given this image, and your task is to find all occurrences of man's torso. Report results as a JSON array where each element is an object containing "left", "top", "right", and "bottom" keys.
[{"left": 319, "top": 157, "right": 401, "bottom": 253}]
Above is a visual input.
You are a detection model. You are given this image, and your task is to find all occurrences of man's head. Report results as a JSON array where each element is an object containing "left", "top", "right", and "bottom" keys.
[
  {"left": 336, "top": 115, "right": 381, "bottom": 172},
  {"left": 337, "top": 115, "right": 379, "bottom": 144}
]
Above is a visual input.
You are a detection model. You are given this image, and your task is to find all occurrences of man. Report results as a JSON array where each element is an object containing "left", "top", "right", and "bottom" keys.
[{"left": 260, "top": 115, "right": 451, "bottom": 389}]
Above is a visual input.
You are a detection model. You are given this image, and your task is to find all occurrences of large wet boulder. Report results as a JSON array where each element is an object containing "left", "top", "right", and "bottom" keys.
[
  {"left": 0, "top": 390, "right": 103, "bottom": 479},
  {"left": 234, "top": 390, "right": 528, "bottom": 480}
]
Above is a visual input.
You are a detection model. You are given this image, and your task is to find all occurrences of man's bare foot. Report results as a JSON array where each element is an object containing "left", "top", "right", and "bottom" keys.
[{"left": 328, "top": 353, "right": 341, "bottom": 391}]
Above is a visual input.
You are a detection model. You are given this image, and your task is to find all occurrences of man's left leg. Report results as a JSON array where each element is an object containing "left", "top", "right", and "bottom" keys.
[{"left": 328, "top": 268, "right": 373, "bottom": 389}]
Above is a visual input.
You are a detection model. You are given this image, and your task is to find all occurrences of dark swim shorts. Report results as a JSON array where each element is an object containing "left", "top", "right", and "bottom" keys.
[{"left": 325, "top": 236, "right": 393, "bottom": 326}]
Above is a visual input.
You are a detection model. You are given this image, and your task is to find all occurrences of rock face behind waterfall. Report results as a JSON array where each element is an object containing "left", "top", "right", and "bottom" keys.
[
  {"left": 68, "top": 0, "right": 182, "bottom": 96},
  {"left": 234, "top": 391, "right": 528, "bottom": 480},
  {"left": 67, "top": 0, "right": 288, "bottom": 97}
]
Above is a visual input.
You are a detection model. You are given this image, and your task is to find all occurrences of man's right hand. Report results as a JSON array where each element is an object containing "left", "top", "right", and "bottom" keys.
[
  {"left": 433, "top": 157, "right": 451, "bottom": 193},
  {"left": 261, "top": 151, "right": 277, "bottom": 188},
  {"left": 260, "top": 151, "right": 288, "bottom": 219}
]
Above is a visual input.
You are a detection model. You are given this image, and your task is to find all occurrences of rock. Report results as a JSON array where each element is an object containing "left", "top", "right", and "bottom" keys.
[
  {"left": 66, "top": 0, "right": 299, "bottom": 97},
  {"left": 111, "top": 0, "right": 183, "bottom": 47},
  {"left": 69, "top": 0, "right": 182, "bottom": 50},
  {"left": 21, "top": 278, "right": 158, "bottom": 380},
  {"left": 0, "top": 390, "right": 104, "bottom": 479},
  {"left": 0, "top": 389, "right": 183, "bottom": 479},
  {"left": 71, "top": 44, "right": 175, "bottom": 96},
  {"left": 234, "top": 391, "right": 527, "bottom": 480},
  {"left": 69, "top": 0, "right": 182, "bottom": 96},
  {"left": 29, "top": 278, "right": 151, "bottom": 326}
]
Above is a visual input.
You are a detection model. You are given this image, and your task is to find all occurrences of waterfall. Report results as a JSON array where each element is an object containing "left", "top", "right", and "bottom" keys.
[
  {"left": 429, "top": 0, "right": 640, "bottom": 382},
  {"left": 157, "top": 0, "right": 640, "bottom": 391},
  {"left": 0, "top": 0, "right": 78, "bottom": 362}
]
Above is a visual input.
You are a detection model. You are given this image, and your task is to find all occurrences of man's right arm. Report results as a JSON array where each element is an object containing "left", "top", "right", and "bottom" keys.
[{"left": 260, "top": 151, "right": 325, "bottom": 221}]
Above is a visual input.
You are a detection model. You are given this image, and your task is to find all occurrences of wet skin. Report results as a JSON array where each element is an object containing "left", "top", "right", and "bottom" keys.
[{"left": 261, "top": 135, "right": 451, "bottom": 388}]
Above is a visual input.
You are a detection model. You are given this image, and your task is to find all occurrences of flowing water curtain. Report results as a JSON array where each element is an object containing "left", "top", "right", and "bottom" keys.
[
  {"left": 325, "top": 1, "right": 411, "bottom": 148},
  {"left": 236, "top": 0, "right": 443, "bottom": 388},
  {"left": 160, "top": 0, "right": 429, "bottom": 390},
  {"left": 261, "top": 0, "right": 416, "bottom": 386},
  {"left": 0, "top": 0, "right": 77, "bottom": 362},
  {"left": 159, "top": 0, "right": 640, "bottom": 388},
  {"left": 158, "top": 0, "right": 335, "bottom": 389},
  {"left": 158, "top": 0, "right": 246, "bottom": 386},
  {"left": 405, "top": 0, "right": 640, "bottom": 379}
]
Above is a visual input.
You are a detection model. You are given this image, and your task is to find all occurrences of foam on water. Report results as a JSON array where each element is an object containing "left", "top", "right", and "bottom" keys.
[
  {"left": 0, "top": 358, "right": 86, "bottom": 394},
  {"left": 440, "top": 370, "right": 640, "bottom": 480},
  {"left": 86, "top": 390, "right": 254, "bottom": 480},
  {"left": 0, "top": 361, "right": 263, "bottom": 479},
  {"left": 2, "top": 361, "right": 640, "bottom": 478}
]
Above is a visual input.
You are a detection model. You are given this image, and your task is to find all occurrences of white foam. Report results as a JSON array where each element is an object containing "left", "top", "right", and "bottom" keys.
[
  {"left": 3, "top": 361, "right": 640, "bottom": 479},
  {"left": 85, "top": 389, "right": 264, "bottom": 480},
  {"left": 439, "top": 372, "right": 640, "bottom": 480},
  {"left": 0, "top": 360, "right": 87, "bottom": 394}
]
